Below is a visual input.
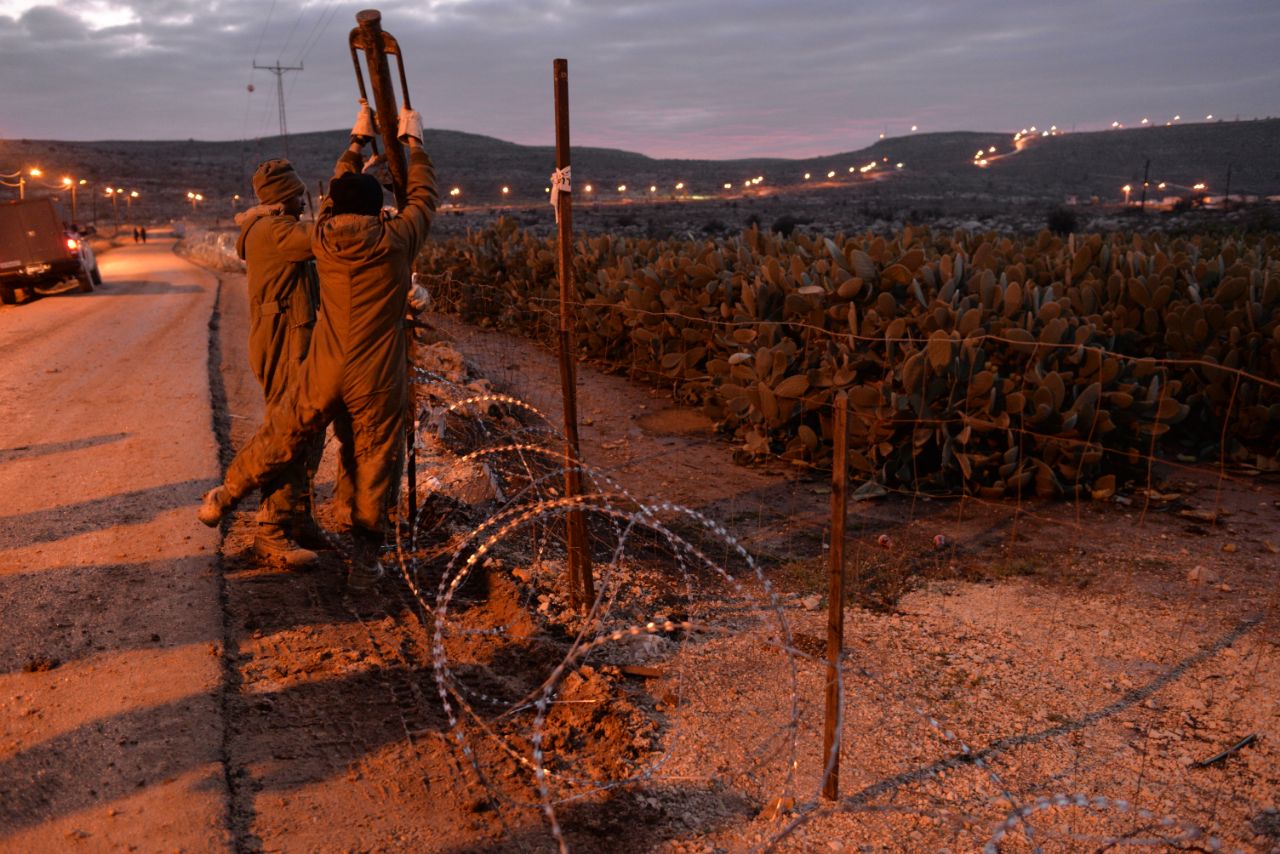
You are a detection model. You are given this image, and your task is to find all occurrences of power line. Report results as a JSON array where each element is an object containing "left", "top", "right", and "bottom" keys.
[
  {"left": 250, "top": 0, "right": 279, "bottom": 63},
  {"left": 296, "top": 0, "right": 341, "bottom": 64},
  {"left": 277, "top": 2, "right": 306, "bottom": 61}
]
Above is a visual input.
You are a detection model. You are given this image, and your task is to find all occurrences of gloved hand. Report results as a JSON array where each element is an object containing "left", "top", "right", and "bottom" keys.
[
  {"left": 408, "top": 273, "right": 431, "bottom": 313},
  {"left": 351, "top": 100, "right": 376, "bottom": 144},
  {"left": 397, "top": 108, "right": 423, "bottom": 144}
]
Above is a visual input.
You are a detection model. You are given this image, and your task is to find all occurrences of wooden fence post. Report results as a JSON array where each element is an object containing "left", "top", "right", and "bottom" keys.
[
  {"left": 822, "top": 391, "right": 849, "bottom": 800},
  {"left": 552, "top": 58, "right": 595, "bottom": 611}
]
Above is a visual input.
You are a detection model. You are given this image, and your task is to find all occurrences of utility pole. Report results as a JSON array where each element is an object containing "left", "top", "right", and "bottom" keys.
[
  {"left": 253, "top": 61, "right": 304, "bottom": 157},
  {"left": 1139, "top": 158, "right": 1150, "bottom": 212},
  {"left": 1223, "top": 163, "right": 1233, "bottom": 213}
]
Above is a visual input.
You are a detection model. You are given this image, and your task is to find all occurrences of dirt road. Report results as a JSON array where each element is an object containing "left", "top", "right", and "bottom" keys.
[{"left": 0, "top": 237, "right": 229, "bottom": 849}]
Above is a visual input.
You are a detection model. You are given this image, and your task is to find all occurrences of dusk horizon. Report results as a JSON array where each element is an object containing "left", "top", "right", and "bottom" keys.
[{"left": 1, "top": 0, "right": 1277, "bottom": 159}]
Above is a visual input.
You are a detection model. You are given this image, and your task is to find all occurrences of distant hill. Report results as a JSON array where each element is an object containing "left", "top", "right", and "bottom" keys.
[{"left": 2, "top": 119, "right": 1276, "bottom": 225}]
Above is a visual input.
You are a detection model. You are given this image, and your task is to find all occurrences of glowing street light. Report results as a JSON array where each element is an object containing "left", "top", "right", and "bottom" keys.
[
  {"left": 1122, "top": 184, "right": 1132, "bottom": 205},
  {"left": 501, "top": 186, "right": 509, "bottom": 195},
  {"left": 826, "top": 170, "right": 835, "bottom": 179},
  {"left": 449, "top": 187, "right": 461, "bottom": 197},
  {"left": 910, "top": 125, "right": 918, "bottom": 132},
  {"left": 1192, "top": 182, "right": 1206, "bottom": 191},
  {"left": 675, "top": 182, "right": 684, "bottom": 190},
  {"left": 60, "top": 176, "right": 81, "bottom": 221},
  {"left": 617, "top": 184, "right": 626, "bottom": 192},
  {"left": 803, "top": 173, "right": 810, "bottom": 180},
  {"left": 584, "top": 184, "right": 593, "bottom": 193},
  {"left": 126, "top": 190, "right": 139, "bottom": 213}
]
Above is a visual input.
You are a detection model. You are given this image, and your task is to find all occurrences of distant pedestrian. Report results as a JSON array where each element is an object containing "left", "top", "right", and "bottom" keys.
[
  {"left": 132, "top": 227, "right": 140, "bottom": 243},
  {"left": 140, "top": 226, "right": 148, "bottom": 244}
]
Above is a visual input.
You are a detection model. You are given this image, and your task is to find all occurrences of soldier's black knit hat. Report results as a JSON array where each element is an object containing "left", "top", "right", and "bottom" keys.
[{"left": 328, "top": 172, "right": 384, "bottom": 216}]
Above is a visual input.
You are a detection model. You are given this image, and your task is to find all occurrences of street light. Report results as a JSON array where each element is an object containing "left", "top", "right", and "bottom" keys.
[
  {"left": 187, "top": 191, "right": 203, "bottom": 212},
  {"left": 61, "top": 177, "right": 80, "bottom": 222},
  {"left": 1122, "top": 184, "right": 1132, "bottom": 206},
  {"left": 23, "top": 167, "right": 42, "bottom": 199},
  {"left": 3, "top": 167, "right": 67, "bottom": 203},
  {"left": 105, "top": 187, "right": 121, "bottom": 228}
]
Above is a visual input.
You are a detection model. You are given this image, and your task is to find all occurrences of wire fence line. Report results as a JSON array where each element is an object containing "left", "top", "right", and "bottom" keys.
[
  {"left": 367, "top": 337, "right": 1277, "bottom": 851},
  {"left": 391, "top": 219, "right": 1276, "bottom": 849}
]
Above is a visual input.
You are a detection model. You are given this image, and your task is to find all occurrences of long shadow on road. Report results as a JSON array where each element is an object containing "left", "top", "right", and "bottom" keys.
[
  {"left": 0, "top": 432, "right": 129, "bottom": 464},
  {"left": 0, "top": 664, "right": 446, "bottom": 837},
  {"left": 0, "top": 554, "right": 402, "bottom": 676},
  {"left": 0, "top": 477, "right": 214, "bottom": 547}
]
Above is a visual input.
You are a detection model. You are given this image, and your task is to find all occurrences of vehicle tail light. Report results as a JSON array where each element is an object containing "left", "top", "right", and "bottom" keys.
[{"left": 66, "top": 237, "right": 80, "bottom": 251}]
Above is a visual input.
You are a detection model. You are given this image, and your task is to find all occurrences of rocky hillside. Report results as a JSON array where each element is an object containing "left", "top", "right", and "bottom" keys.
[{"left": 2, "top": 119, "right": 1276, "bottom": 224}]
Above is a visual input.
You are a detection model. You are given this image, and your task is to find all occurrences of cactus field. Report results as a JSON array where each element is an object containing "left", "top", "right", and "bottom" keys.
[{"left": 420, "top": 220, "right": 1280, "bottom": 494}]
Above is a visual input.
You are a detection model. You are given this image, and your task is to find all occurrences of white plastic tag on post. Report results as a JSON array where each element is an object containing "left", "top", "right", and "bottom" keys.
[{"left": 550, "top": 166, "right": 571, "bottom": 222}]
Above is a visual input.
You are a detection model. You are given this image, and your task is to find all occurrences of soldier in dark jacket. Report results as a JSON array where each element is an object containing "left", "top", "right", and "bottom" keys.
[{"left": 200, "top": 104, "right": 436, "bottom": 588}]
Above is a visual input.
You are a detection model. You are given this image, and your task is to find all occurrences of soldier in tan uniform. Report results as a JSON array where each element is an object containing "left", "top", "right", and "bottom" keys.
[
  {"left": 200, "top": 104, "right": 436, "bottom": 588},
  {"left": 234, "top": 160, "right": 343, "bottom": 566}
]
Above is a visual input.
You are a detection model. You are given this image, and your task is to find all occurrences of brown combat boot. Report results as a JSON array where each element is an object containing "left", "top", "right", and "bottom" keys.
[
  {"left": 346, "top": 529, "right": 386, "bottom": 590},
  {"left": 291, "top": 517, "right": 335, "bottom": 551},
  {"left": 253, "top": 525, "right": 320, "bottom": 568},
  {"left": 198, "top": 486, "right": 236, "bottom": 527}
]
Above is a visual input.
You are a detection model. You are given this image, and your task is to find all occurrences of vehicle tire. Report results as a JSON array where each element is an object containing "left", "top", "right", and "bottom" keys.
[
  {"left": 91, "top": 265, "right": 103, "bottom": 286},
  {"left": 0, "top": 286, "right": 15, "bottom": 305},
  {"left": 76, "top": 269, "right": 95, "bottom": 294}
]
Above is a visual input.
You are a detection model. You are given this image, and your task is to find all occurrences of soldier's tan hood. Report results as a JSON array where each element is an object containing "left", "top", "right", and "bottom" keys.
[{"left": 314, "top": 213, "right": 386, "bottom": 262}]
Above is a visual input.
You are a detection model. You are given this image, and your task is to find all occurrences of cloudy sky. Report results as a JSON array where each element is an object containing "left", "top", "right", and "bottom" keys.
[{"left": 1, "top": 0, "right": 1276, "bottom": 159}]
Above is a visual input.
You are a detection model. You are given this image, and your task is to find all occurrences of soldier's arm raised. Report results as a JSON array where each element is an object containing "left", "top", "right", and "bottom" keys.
[{"left": 387, "top": 111, "right": 437, "bottom": 251}]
